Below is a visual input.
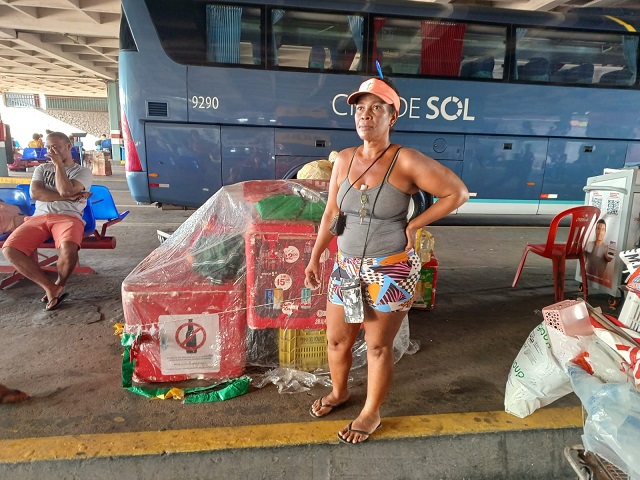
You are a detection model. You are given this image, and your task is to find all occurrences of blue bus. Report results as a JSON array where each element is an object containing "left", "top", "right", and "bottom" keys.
[{"left": 119, "top": 0, "right": 640, "bottom": 215}]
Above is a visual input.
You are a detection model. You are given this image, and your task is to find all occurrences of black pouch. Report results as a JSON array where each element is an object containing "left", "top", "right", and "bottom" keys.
[{"left": 329, "top": 211, "right": 346, "bottom": 236}]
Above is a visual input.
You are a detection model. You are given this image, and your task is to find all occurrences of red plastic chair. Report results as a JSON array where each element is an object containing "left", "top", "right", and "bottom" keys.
[{"left": 512, "top": 206, "right": 600, "bottom": 302}]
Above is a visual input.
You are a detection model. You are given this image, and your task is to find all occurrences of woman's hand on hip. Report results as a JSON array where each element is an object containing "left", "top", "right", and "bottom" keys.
[{"left": 405, "top": 224, "right": 418, "bottom": 252}]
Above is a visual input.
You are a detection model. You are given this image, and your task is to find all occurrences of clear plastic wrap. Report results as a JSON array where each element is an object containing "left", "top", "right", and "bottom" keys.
[
  {"left": 567, "top": 364, "right": 640, "bottom": 479},
  {"left": 121, "top": 180, "right": 418, "bottom": 394}
]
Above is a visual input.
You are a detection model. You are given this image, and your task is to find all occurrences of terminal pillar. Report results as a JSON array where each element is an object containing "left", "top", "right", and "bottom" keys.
[
  {"left": 0, "top": 122, "right": 10, "bottom": 176},
  {"left": 107, "top": 81, "right": 122, "bottom": 164}
]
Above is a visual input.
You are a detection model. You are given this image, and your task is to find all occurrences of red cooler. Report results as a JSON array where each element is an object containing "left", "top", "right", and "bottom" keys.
[
  {"left": 245, "top": 220, "right": 337, "bottom": 329},
  {"left": 122, "top": 267, "right": 246, "bottom": 383}
]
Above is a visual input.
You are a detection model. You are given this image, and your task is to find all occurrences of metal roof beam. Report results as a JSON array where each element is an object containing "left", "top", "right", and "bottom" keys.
[
  {"left": 63, "top": 34, "right": 117, "bottom": 64},
  {"left": 582, "top": 0, "right": 630, "bottom": 6},
  {"left": 0, "top": 1, "right": 39, "bottom": 19},
  {"left": 507, "top": 0, "right": 567, "bottom": 11},
  {"left": 14, "top": 32, "right": 114, "bottom": 80}
]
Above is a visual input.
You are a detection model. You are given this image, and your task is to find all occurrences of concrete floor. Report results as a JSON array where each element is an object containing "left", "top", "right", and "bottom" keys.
[{"left": 0, "top": 165, "right": 613, "bottom": 478}]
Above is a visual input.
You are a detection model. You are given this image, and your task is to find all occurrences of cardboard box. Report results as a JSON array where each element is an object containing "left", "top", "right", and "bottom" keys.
[{"left": 91, "top": 152, "right": 112, "bottom": 176}]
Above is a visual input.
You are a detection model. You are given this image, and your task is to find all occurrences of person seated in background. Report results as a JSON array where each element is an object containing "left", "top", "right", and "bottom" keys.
[
  {"left": 95, "top": 134, "right": 107, "bottom": 150},
  {"left": 0, "top": 199, "right": 23, "bottom": 234},
  {"left": 2, "top": 132, "right": 93, "bottom": 311},
  {"left": 27, "top": 133, "right": 43, "bottom": 148}
]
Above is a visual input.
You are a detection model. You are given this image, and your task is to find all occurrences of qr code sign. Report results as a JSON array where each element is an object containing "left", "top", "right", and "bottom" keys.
[
  {"left": 606, "top": 199, "right": 621, "bottom": 216},
  {"left": 591, "top": 197, "right": 602, "bottom": 211}
]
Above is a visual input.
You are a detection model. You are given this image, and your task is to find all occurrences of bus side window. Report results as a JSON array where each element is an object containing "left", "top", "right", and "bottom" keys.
[
  {"left": 460, "top": 56, "right": 495, "bottom": 78},
  {"left": 419, "top": 21, "right": 466, "bottom": 76},
  {"left": 270, "top": 9, "right": 363, "bottom": 72},
  {"left": 518, "top": 57, "right": 550, "bottom": 82},
  {"left": 205, "top": 4, "right": 262, "bottom": 65},
  {"left": 600, "top": 67, "right": 634, "bottom": 86},
  {"left": 373, "top": 16, "right": 505, "bottom": 79},
  {"left": 308, "top": 45, "right": 327, "bottom": 70},
  {"left": 516, "top": 28, "right": 637, "bottom": 88},
  {"left": 552, "top": 63, "right": 594, "bottom": 84}
]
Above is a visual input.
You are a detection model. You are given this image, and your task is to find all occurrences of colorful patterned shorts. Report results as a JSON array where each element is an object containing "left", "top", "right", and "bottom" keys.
[{"left": 328, "top": 249, "right": 421, "bottom": 313}]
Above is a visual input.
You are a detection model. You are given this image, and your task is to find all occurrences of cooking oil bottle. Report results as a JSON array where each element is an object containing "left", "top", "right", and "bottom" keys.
[{"left": 415, "top": 228, "right": 435, "bottom": 263}]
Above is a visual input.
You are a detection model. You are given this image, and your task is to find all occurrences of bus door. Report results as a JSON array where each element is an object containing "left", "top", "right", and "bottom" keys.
[
  {"left": 274, "top": 129, "right": 357, "bottom": 179},
  {"left": 539, "top": 139, "right": 628, "bottom": 215},
  {"left": 145, "top": 123, "right": 222, "bottom": 207},
  {"left": 221, "top": 127, "right": 275, "bottom": 185},
  {"left": 460, "top": 136, "right": 547, "bottom": 214}
]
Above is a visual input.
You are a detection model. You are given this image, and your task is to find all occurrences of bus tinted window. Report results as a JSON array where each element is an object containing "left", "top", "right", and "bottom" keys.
[
  {"left": 119, "top": 11, "right": 137, "bottom": 52},
  {"left": 516, "top": 28, "right": 638, "bottom": 86},
  {"left": 206, "top": 5, "right": 262, "bottom": 65},
  {"left": 270, "top": 9, "right": 364, "bottom": 72},
  {"left": 373, "top": 17, "right": 506, "bottom": 79},
  {"left": 145, "top": 0, "right": 261, "bottom": 66}
]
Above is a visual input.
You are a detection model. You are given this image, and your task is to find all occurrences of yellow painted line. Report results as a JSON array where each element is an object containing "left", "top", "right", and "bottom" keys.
[
  {"left": 0, "top": 177, "right": 31, "bottom": 184},
  {"left": 605, "top": 15, "right": 637, "bottom": 32},
  {"left": 0, "top": 407, "right": 582, "bottom": 463}
]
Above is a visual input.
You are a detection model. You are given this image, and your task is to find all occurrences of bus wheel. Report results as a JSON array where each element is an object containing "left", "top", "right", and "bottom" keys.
[
  {"left": 608, "top": 296, "right": 619, "bottom": 308},
  {"left": 407, "top": 191, "right": 432, "bottom": 221}
]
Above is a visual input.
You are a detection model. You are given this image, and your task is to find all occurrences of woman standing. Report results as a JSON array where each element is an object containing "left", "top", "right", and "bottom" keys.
[{"left": 304, "top": 77, "right": 468, "bottom": 444}]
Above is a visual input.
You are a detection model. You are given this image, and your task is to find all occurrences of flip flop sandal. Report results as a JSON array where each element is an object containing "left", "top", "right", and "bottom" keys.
[
  {"left": 45, "top": 292, "right": 69, "bottom": 311},
  {"left": 41, "top": 291, "right": 63, "bottom": 303},
  {"left": 309, "top": 396, "right": 348, "bottom": 418},
  {"left": 0, "top": 388, "right": 29, "bottom": 404},
  {"left": 337, "top": 422, "right": 381, "bottom": 445}
]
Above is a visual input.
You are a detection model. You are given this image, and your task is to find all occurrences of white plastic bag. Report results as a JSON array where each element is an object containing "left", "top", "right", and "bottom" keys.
[{"left": 504, "top": 322, "right": 572, "bottom": 418}]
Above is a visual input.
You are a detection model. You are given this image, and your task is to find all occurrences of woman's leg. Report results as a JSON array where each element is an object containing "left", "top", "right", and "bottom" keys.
[
  {"left": 338, "top": 308, "right": 405, "bottom": 443},
  {"left": 310, "top": 301, "right": 360, "bottom": 417}
]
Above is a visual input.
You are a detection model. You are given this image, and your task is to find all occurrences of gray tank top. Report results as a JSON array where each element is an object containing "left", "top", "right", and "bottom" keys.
[{"left": 337, "top": 147, "right": 411, "bottom": 257}]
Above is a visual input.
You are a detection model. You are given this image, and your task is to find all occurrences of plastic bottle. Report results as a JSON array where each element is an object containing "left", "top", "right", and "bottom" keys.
[
  {"left": 415, "top": 228, "right": 435, "bottom": 263},
  {"left": 292, "top": 185, "right": 320, "bottom": 203}
]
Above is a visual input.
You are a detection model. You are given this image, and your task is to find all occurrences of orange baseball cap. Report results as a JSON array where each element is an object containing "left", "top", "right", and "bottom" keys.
[{"left": 347, "top": 78, "right": 401, "bottom": 113}]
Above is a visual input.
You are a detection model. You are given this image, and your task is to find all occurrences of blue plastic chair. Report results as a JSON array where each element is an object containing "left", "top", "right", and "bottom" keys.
[
  {"left": 89, "top": 185, "right": 129, "bottom": 237},
  {"left": 82, "top": 200, "right": 96, "bottom": 235},
  {"left": 21, "top": 148, "right": 48, "bottom": 160},
  {"left": 0, "top": 188, "right": 32, "bottom": 216},
  {"left": 15, "top": 184, "right": 35, "bottom": 215},
  {"left": 21, "top": 148, "right": 38, "bottom": 160}
]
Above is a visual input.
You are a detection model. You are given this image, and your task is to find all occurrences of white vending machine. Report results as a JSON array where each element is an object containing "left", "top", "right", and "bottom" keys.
[{"left": 578, "top": 168, "right": 640, "bottom": 298}]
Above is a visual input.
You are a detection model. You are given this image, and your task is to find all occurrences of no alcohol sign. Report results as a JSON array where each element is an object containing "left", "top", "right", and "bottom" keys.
[{"left": 158, "top": 314, "right": 220, "bottom": 375}]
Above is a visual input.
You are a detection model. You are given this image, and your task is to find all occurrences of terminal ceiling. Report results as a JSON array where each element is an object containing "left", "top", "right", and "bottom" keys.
[{"left": 0, "top": 0, "right": 637, "bottom": 98}]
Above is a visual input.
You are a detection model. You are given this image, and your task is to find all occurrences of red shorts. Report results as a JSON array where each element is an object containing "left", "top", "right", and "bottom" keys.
[{"left": 2, "top": 214, "right": 84, "bottom": 256}]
